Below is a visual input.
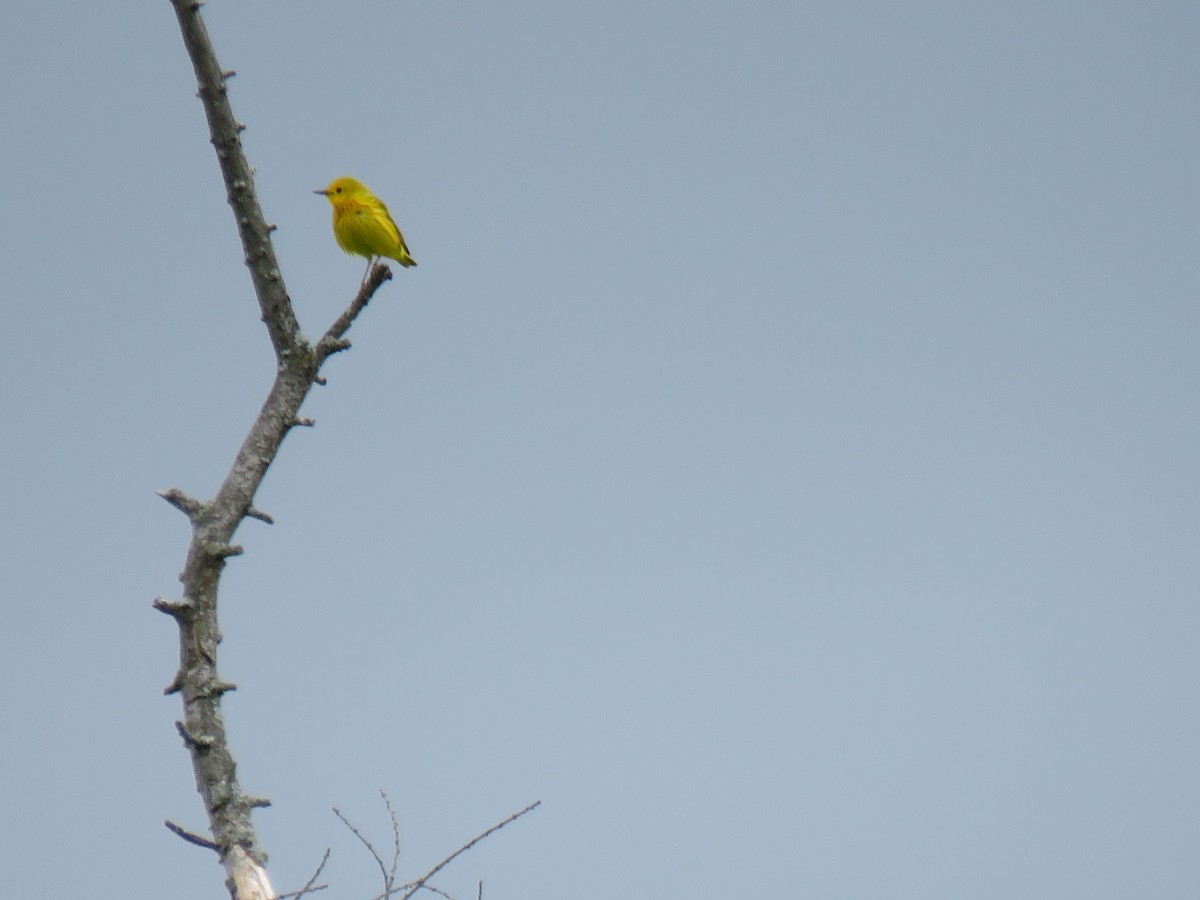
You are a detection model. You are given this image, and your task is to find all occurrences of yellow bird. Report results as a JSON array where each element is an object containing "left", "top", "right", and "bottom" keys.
[{"left": 315, "top": 176, "right": 417, "bottom": 282}]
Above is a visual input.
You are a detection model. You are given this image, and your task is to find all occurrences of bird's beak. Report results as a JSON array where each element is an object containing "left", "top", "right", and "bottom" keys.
[{"left": 313, "top": 188, "right": 329, "bottom": 196}]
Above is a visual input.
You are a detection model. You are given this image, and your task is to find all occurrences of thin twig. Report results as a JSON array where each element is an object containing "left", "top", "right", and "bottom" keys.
[
  {"left": 382, "top": 790, "right": 402, "bottom": 886},
  {"left": 396, "top": 883, "right": 454, "bottom": 900},
  {"left": 334, "top": 805, "right": 392, "bottom": 891},
  {"left": 275, "top": 886, "right": 327, "bottom": 900},
  {"left": 399, "top": 801, "right": 542, "bottom": 900},
  {"left": 275, "top": 848, "right": 332, "bottom": 900}
]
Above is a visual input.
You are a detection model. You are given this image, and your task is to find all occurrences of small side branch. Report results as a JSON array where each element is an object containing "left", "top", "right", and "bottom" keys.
[
  {"left": 320, "top": 338, "right": 352, "bottom": 357},
  {"left": 246, "top": 505, "right": 274, "bottom": 524},
  {"left": 176, "top": 720, "right": 215, "bottom": 749},
  {"left": 315, "top": 265, "right": 393, "bottom": 364},
  {"left": 153, "top": 596, "right": 194, "bottom": 620},
  {"left": 165, "top": 819, "right": 221, "bottom": 852},
  {"left": 204, "top": 542, "right": 244, "bottom": 559},
  {"left": 194, "top": 679, "right": 238, "bottom": 699},
  {"left": 158, "top": 488, "right": 207, "bottom": 522}
]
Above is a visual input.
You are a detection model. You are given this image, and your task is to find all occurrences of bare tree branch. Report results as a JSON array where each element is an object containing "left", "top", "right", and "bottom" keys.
[
  {"left": 163, "top": 3, "right": 409, "bottom": 897},
  {"left": 170, "top": 1, "right": 301, "bottom": 362}
]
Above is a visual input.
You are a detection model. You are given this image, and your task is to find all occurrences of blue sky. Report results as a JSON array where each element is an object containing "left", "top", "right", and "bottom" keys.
[{"left": 1, "top": 2, "right": 1197, "bottom": 898}]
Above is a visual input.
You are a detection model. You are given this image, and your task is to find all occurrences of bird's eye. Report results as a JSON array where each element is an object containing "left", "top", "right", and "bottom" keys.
[{"left": 334, "top": 187, "right": 342, "bottom": 193}]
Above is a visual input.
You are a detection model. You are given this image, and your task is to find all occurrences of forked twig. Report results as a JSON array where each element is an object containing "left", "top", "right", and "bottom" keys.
[{"left": 335, "top": 797, "right": 540, "bottom": 900}]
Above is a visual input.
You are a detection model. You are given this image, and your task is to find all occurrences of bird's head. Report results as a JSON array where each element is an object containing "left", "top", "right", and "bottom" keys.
[{"left": 314, "top": 176, "right": 367, "bottom": 202}]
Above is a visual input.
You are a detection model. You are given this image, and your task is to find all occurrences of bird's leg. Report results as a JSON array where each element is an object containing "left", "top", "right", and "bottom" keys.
[{"left": 361, "top": 257, "right": 375, "bottom": 285}]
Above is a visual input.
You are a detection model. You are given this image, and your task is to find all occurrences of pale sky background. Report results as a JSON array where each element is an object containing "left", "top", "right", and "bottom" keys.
[{"left": 1, "top": 2, "right": 1197, "bottom": 898}]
